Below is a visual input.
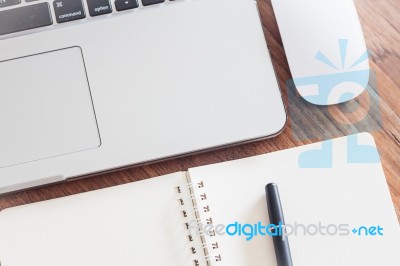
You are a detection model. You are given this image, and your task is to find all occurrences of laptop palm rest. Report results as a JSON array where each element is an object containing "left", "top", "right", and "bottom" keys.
[{"left": 0, "top": 47, "right": 100, "bottom": 168}]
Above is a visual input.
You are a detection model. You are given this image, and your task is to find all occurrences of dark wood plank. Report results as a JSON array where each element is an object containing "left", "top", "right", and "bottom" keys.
[{"left": 1, "top": 0, "right": 399, "bottom": 222}]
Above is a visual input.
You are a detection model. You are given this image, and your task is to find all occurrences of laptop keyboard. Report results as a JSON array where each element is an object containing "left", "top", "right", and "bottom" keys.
[{"left": 0, "top": 0, "right": 170, "bottom": 37}]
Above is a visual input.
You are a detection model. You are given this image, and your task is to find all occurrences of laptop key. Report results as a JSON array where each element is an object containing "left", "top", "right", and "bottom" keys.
[
  {"left": 142, "top": 0, "right": 164, "bottom": 6},
  {"left": 0, "top": 3, "right": 52, "bottom": 36},
  {"left": 115, "top": 0, "right": 138, "bottom": 11},
  {"left": 87, "top": 0, "right": 112, "bottom": 16},
  {"left": 53, "top": 0, "right": 86, "bottom": 23},
  {"left": 0, "top": 0, "right": 21, "bottom": 8}
]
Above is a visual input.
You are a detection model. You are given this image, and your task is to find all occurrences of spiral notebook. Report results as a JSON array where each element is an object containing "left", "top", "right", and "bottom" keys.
[{"left": 1, "top": 133, "right": 400, "bottom": 266}]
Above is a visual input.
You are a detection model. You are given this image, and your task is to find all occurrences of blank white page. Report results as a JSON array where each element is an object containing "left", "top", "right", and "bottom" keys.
[
  {"left": 0, "top": 172, "right": 205, "bottom": 266},
  {"left": 188, "top": 133, "right": 400, "bottom": 266}
]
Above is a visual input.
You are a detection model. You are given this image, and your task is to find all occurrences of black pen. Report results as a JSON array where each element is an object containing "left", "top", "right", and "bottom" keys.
[{"left": 265, "top": 183, "right": 293, "bottom": 266}]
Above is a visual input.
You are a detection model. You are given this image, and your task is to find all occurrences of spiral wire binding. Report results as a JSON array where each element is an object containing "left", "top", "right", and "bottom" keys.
[{"left": 176, "top": 179, "right": 222, "bottom": 266}]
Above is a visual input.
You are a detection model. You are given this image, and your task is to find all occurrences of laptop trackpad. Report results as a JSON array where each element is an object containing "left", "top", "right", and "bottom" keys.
[{"left": 0, "top": 47, "right": 100, "bottom": 168}]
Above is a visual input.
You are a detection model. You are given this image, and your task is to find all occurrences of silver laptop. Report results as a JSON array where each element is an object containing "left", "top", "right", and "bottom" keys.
[{"left": 0, "top": 0, "right": 286, "bottom": 194}]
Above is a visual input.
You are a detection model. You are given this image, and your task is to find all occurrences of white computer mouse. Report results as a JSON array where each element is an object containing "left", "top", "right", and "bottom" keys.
[{"left": 271, "top": 0, "right": 370, "bottom": 106}]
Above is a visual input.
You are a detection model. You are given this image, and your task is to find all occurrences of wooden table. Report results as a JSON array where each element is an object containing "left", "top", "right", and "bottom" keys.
[{"left": 1, "top": 0, "right": 399, "bottom": 221}]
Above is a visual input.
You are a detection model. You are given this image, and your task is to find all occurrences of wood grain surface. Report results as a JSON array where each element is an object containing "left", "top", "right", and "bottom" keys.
[{"left": 1, "top": 0, "right": 399, "bottom": 221}]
